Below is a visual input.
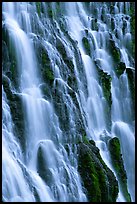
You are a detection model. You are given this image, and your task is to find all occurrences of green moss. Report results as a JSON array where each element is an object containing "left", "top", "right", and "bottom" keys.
[
  {"left": 96, "top": 67, "right": 112, "bottom": 106},
  {"left": 82, "top": 37, "right": 91, "bottom": 56},
  {"left": 95, "top": 65, "right": 112, "bottom": 130},
  {"left": 40, "top": 47, "right": 54, "bottom": 85},
  {"left": 36, "top": 2, "right": 41, "bottom": 16},
  {"left": 56, "top": 38, "right": 68, "bottom": 59},
  {"left": 78, "top": 142, "right": 119, "bottom": 202},
  {"left": 55, "top": 2, "right": 61, "bottom": 17},
  {"left": 115, "top": 62, "right": 126, "bottom": 77},
  {"left": 126, "top": 68, "right": 135, "bottom": 112},
  {"left": 47, "top": 3, "right": 53, "bottom": 19},
  {"left": 78, "top": 145, "right": 101, "bottom": 202},
  {"left": 67, "top": 74, "right": 77, "bottom": 90},
  {"left": 45, "top": 69, "right": 54, "bottom": 84},
  {"left": 82, "top": 134, "right": 90, "bottom": 145},
  {"left": 108, "top": 137, "right": 131, "bottom": 202},
  {"left": 109, "top": 39, "right": 121, "bottom": 64},
  {"left": 41, "top": 50, "right": 50, "bottom": 66}
]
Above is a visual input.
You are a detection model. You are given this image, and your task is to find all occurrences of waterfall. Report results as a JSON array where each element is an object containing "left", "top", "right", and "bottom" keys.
[{"left": 2, "top": 2, "right": 135, "bottom": 202}]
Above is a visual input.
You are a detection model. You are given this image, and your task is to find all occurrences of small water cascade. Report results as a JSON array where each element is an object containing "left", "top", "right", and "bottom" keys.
[{"left": 2, "top": 2, "right": 135, "bottom": 202}]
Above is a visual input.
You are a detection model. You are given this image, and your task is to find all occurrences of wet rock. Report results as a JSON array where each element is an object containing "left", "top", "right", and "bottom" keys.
[
  {"left": 82, "top": 37, "right": 91, "bottom": 56},
  {"left": 110, "top": 5, "right": 115, "bottom": 14},
  {"left": 36, "top": 2, "right": 41, "bottom": 17},
  {"left": 126, "top": 67, "right": 135, "bottom": 111},
  {"left": 39, "top": 83, "right": 51, "bottom": 100},
  {"left": 115, "top": 61, "right": 126, "bottom": 77},
  {"left": 37, "top": 144, "right": 53, "bottom": 185},
  {"left": 111, "top": 18, "right": 115, "bottom": 30},
  {"left": 109, "top": 39, "right": 121, "bottom": 64},
  {"left": 2, "top": 40, "right": 10, "bottom": 73},
  {"left": 77, "top": 141, "right": 119, "bottom": 202},
  {"left": 91, "top": 18, "right": 98, "bottom": 31},
  {"left": 35, "top": 42, "right": 54, "bottom": 85},
  {"left": 108, "top": 137, "right": 131, "bottom": 202},
  {"left": 3, "top": 75, "right": 25, "bottom": 151},
  {"left": 95, "top": 63, "right": 112, "bottom": 130}
]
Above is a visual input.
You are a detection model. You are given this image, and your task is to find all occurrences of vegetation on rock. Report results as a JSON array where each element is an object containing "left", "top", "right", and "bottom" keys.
[
  {"left": 95, "top": 63, "right": 112, "bottom": 130},
  {"left": 3, "top": 76, "right": 25, "bottom": 151},
  {"left": 126, "top": 68, "right": 135, "bottom": 115},
  {"left": 115, "top": 62, "right": 126, "bottom": 77},
  {"left": 109, "top": 39, "right": 121, "bottom": 65},
  {"left": 108, "top": 137, "right": 131, "bottom": 202},
  {"left": 82, "top": 37, "right": 91, "bottom": 56},
  {"left": 77, "top": 140, "right": 119, "bottom": 202}
]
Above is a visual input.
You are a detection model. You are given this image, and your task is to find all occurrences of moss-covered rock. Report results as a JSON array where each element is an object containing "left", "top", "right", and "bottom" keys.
[
  {"left": 91, "top": 18, "right": 98, "bottom": 31},
  {"left": 56, "top": 38, "right": 74, "bottom": 70},
  {"left": 82, "top": 37, "right": 91, "bottom": 56},
  {"left": 129, "top": 3, "right": 135, "bottom": 58},
  {"left": 95, "top": 62, "right": 112, "bottom": 107},
  {"left": 108, "top": 137, "right": 131, "bottom": 202},
  {"left": 2, "top": 27, "right": 20, "bottom": 89},
  {"left": 95, "top": 64, "right": 112, "bottom": 130},
  {"left": 115, "top": 62, "right": 126, "bottom": 77},
  {"left": 109, "top": 39, "right": 121, "bottom": 64},
  {"left": 126, "top": 67, "right": 135, "bottom": 114},
  {"left": 47, "top": 4, "right": 53, "bottom": 19},
  {"left": 77, "top": 141, "right": 119, "bottom": 202},
  {"left": 36, "top": 2, "right": 41, "bottom": 17},
  {"left": 2, "top": 40, "right": 10, "bottom": 73},
  {"left": 3, "top": 78, "right": 25, "bottom": 152},
  {"left": 36, "top": 43, "right": 54, "bottom": 85}
]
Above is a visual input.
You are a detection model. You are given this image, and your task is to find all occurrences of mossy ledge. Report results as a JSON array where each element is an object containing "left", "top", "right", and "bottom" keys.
[
  {"left": 126, "top": 67, "right": 135, "bottom": 111},
  {"left": 115, "top": 62, "right": 126, "bottom": 77},
  {"left": 109, "top": 38, "right": 121, "bottom": 65},
  {"left": 82, "top": 37, "right": 91, "bottom": 56},
  {"left": 77, "top": 139, "right": 119, "bottom": 202},
  {"left": 108, "top": 137, "right": 131, "bottom": 202},
  {"left": 95, "top": 63, "right": 112, "bottom": 130}
]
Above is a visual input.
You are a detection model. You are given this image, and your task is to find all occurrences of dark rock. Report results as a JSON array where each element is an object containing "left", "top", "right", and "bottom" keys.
[
  {"left": 77, "top": 142, "right": 119, "bottom": 202},
  {"left": 109, "top": 39, "right": 121, "bottom": 64},
  {"left": 108, "top": 137, "right": 131, "bottom": 202},
  {"left": 36, "top": 2, "right": 41, "bottom": 17},
  {"left": 3, "top": 76, "right": 25, "bottom": 152},
  {"left": 126, "top": 67, "right": 135, "bottom": 114},
  {"left": 37, "top": 144, "right": 53, "bottom": 185},
  {"left": 110, "top": 5, "right": 115, "bottom": 14},
  {"left": 39, "top": 83, "right": 51, "bottom": 100},
  {"left": 35, "top": 42, "right": 54, "bottom": 85},
  {"left": 95, "top": 63, "right": 112, "bottom": 130},
  {"left": 111, "top": 18, "right": 115, "bottom": 30},
  {"left": 82, "top": 37, "right": 91, "bottom": 56},
  {"left": 115, "top": 62, "right": 126, "bottom": 77}
]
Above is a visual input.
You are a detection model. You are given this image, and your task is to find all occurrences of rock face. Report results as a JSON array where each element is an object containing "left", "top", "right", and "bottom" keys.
[
  {"left": 115, "top": 62, "right": 126, "bottom": 77},
  {"left": 77, "top": 140, "right": 119, "bottom": 202},
  {"left": 108, "top": 137, "right": 131, "bottom": 202},
  {"left": 95, "top": 63, "right": 112, "bottom": 131},
  {"left": 109, "top": 39, "right": 121, "bottom": 65},
  {"left": 2, "top": 75, "right": 26, "bottom": 152},
  {"left": 126, "top": 68, "right": 135, "bottom": 111},
  {"left": 82, "top": 37, "right": 91, "bottom": 56}
]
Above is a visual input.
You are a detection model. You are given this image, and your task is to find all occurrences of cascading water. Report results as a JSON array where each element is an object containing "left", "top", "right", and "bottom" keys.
[{"left": 2, "top": 2, "right": 135, "bottom": 202}]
